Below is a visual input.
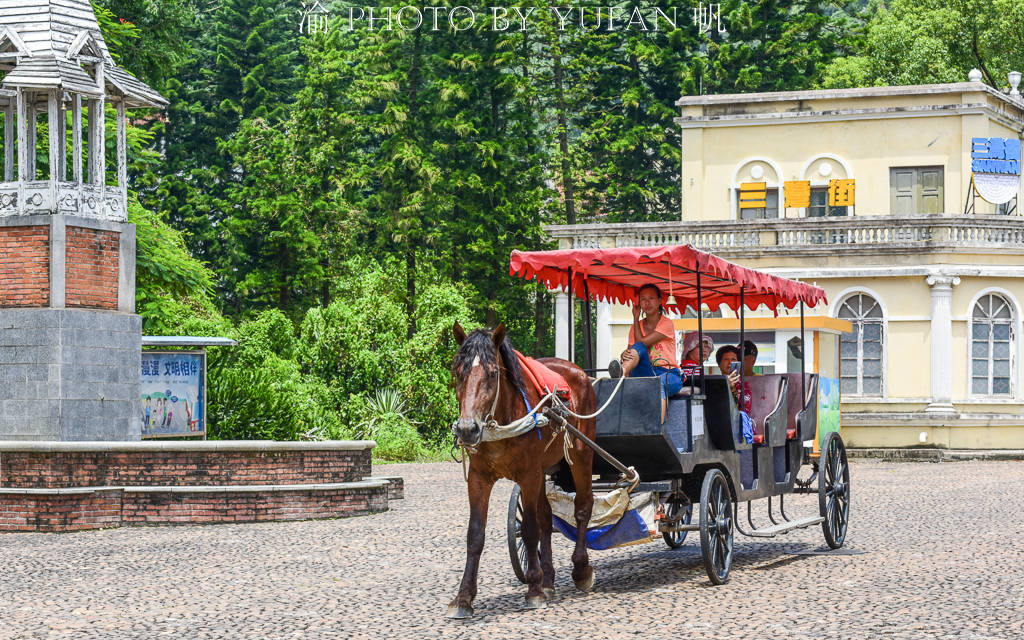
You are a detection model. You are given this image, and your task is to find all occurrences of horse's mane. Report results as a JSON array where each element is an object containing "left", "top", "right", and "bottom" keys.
[{"left": 453, "top": 329, "right": 526, "bottom": 396}]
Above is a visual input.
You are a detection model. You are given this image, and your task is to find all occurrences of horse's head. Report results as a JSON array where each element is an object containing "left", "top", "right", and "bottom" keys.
[{"left": 451, "top": 321, "right": 508, "bottom": 446}]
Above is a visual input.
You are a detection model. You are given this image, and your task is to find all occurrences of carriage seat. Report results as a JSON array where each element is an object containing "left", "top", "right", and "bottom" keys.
[
  {"left": 745, "top": 375, "right": 788, "bottom": 445},
  {"left": 780, "top": 373, "right": 816, "bottom": 440}
]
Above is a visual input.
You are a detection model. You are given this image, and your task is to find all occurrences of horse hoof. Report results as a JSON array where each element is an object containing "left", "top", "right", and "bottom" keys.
[
  {"left": 525, "top": 596, "right": 547, "bottom": 610},
  {"left": 542, "top": 587, "right": 556, "bottom": 599},
  {"left": 574, "top": 569, "right": 595, "bottom": 592},
  {"left": 446, "top": 605, "right": 474, "bottom": 619}
]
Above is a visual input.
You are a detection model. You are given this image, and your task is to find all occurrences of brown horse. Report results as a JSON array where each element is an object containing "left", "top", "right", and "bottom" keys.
[{"left": 448, "top": 322, "right": 597, "bottom": 619}]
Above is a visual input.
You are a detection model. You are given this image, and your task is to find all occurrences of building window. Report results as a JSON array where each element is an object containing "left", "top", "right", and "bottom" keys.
[
  {"left": 738, "top": 188, "right": 778, "bottom": 219},
  {"left": 808, "top": 187, "right": 848, "bottom": 217},
  {"left": 971, "top": 294, "right": 1014, "bottom": 396},
  {"left": 837, "top": 293, "right": 884, "bottom": 395},
  {"left": 890, "top": 166, "right": 944, "bottom": 214}
]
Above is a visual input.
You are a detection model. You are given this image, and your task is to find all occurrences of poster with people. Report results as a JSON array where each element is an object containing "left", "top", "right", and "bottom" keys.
[{"left": 141, "top": 351, "right": 205, "bottom": 438}]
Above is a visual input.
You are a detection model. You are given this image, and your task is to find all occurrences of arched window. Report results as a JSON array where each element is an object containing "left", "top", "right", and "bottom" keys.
[
  {"left": 837, "top": 293, "right": 884, "bottom": 395},
  {"left": 971, "top": 294, "right": 1014, "bottom": 396}
]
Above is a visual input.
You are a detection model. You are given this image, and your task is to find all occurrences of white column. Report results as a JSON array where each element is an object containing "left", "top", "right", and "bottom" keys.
[
  {"left": 925, "top": 275, "right": 960, "bottom": 413},
  {"left": 595, "top": 301, "right": 613, "bottom": 375},
  {"left": 555, "top": 291, "right": 570, "bottom": 360}
]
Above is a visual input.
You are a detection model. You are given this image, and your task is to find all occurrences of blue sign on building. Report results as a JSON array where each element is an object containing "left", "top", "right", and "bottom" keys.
[{"left": 971, "top": 137, "right": 1022, "bottom": 175}]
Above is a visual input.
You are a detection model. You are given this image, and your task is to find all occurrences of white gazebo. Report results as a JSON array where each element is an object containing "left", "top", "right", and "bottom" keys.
[
  {"left": 0, "top": 0, "right": 166, "bottom": 442},
  {"left": 0, "top": 0, "right": 166, "bottom": 220}
]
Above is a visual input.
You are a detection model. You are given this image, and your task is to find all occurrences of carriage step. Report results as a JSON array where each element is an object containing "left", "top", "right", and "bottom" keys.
[
  {"left": 746, "top": 515, "right": 824, "bottom": 538},
  {"left": 592, "top": 481, "right": 673, "bottom": 494}
]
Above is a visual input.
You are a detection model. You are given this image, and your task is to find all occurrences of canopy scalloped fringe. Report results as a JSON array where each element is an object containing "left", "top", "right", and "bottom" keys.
[{"left": 510, "top": 244, "right": 827, "bottom": 314}]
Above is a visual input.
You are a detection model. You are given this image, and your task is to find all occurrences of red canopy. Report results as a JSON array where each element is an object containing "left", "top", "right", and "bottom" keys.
[{"left": 509, "top": 245, "right": 827, "bottom": 313}]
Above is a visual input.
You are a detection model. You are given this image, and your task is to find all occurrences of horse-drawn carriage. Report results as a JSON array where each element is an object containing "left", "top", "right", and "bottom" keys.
[
  {"left": 447, "top": 244, "right": 851, "bottom": 618},
  {"left": 506, "top": 245, "right": 851, "bottom": 584}
]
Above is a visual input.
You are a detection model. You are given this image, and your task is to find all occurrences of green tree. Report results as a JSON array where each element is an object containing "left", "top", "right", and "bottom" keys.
[
  {"left": 819, "top": 0, "right": 1024, "bottom": 88},
  {"left": 141, "top": 0, "right": 301, "bottom": 311},
  {"left": 694, "top": 0, "right": 859, "bottom": 93}
]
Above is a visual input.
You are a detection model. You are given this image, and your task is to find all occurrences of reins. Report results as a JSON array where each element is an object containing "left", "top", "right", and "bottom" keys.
[{"left": 453, "top": 359, "right": 633, "bottom": 484}]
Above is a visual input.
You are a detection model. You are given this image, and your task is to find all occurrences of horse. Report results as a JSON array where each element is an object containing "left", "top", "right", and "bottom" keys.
[{"left": 448, "top": 322, "right": 597, "bottom": 619}]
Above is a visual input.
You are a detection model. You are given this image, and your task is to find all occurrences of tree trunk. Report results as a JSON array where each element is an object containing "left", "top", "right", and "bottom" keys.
[
  {"left": 552, "top": 37, "right": 575, "bottom": 225},
  {"left": 406, "top": 247, "right": 416, "bottom": 339}
]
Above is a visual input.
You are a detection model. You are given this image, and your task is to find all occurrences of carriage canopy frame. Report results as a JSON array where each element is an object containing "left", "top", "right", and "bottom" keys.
[{"left": 509, "top": 244, "right": 827, "bottom": 313}]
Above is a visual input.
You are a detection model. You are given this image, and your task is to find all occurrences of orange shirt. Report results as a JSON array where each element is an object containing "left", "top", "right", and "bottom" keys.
[{"left": 628, "top": 315, "right": 678, "bottom": 369}]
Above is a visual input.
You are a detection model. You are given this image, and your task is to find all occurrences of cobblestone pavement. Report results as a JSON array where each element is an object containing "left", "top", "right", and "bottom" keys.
[{"left": 0, "top": 460, "right": 1022, "bottom": 639}]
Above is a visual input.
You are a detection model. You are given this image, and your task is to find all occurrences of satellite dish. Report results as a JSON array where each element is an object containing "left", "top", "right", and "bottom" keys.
[{"left": 974, "top": 173, "right": 1020, "bottom": 205}]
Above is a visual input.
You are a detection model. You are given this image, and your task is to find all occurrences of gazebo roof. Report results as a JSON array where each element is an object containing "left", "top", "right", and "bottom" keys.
[{"left": 0, "top": 0, "right": 166, "bottom": 107}]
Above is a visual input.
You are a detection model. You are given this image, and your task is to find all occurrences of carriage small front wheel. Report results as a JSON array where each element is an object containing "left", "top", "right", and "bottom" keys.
[
  {"left": 507, "top": 484, "right": 528, "bottom": 583},
  {"left": 662, "top": 497, "right": 693, "bottom": 549},
  {"left": 699, "top": 469, "right": 734, "bottom": 585}
]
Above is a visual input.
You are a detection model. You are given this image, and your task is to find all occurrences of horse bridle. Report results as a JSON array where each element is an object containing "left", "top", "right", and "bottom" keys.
[{"left": 452, "top": 366, "right": 502, "bottom": 449}]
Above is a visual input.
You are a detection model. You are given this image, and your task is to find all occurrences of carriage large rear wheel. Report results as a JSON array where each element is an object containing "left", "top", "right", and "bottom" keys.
[
  {"left": 819, "top": 431, "right": 850, "bottom": 549},
  {"left": 698, "top": 469, "right": 733, "bottom": 585},
  {"left": 507, "top": 484, "right": 528, "bottom": 583}
]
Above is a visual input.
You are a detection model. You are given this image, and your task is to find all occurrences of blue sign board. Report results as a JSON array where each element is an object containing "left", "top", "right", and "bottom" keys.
[
  {"left": 971, "top": 137, "right": 1022, "bottom": 175},
  {"left": 141, "top": 351, "right": 206, "bottom": 438}
]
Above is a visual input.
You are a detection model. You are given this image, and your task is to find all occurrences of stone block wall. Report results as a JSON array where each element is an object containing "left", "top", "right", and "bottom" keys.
[
  {"left": 64, "top": 227, "right": 119, "bottom": 309},
  {"left": 0, "top": 226, "right": 49, "bottom": 307},
  {"left": 0, "top": 309, "right": 141, "bottom": 440}
]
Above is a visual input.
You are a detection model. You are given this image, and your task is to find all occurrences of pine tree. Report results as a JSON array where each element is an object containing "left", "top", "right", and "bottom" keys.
[{"left": 142, "top": 0, "right": 301, "bottom": 313}]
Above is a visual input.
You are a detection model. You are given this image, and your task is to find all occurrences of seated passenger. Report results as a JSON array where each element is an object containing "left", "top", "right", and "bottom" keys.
[
  {"left": 608, "top": 284, "right": 681, "bottom": 420},
  {"left": 679, "top": 331, "right": 714, "bottom": 385},
  {"left": 716, "top": 344, "right": 750, "bottom": 413},
  {"left": 741, "top": 340, "right": 759, "bottom": 377}
]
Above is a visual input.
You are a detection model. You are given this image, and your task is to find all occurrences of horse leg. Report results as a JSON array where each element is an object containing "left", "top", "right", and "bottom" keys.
[
  {"left": 534, "top": 478, "right": 556, "bottom": 599},
  {"left": 517, "top": 472, "right": 548, "bottom": 609},
  {"left": 446, "top": 470, "right": 494, "bottom": 619},
  {"left": 569, "top": 430, "right": 596, "bottom": 592}
]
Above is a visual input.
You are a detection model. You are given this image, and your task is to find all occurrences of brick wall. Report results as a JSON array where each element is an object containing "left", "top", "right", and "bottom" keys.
[
  {"left": 0, "top": 484, "right": 388, "bottom": 532},
  {"left": 0, "top": 225, "right": 49, "bottom": 307},
  {"left": 0, "top": 449, "right": 372, "bottom": 488},
  {"left": 0, "top": 490, "right": 123, "bottom": 533},
  {"left": 65, "top": 226, "right": 118, "bottom": 309},
  {"left": 120, "top": 487, "right": 389, "bottom": 526}
]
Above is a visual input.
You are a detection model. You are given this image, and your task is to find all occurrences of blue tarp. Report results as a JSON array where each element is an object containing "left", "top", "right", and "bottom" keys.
[{"left": 551, "top": 509, "right": 651, "bottom": 550}]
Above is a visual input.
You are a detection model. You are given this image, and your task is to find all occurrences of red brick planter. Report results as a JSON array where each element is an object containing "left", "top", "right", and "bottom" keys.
[{"left": 0, "top": 441, "right": 399, "bottom": 532}]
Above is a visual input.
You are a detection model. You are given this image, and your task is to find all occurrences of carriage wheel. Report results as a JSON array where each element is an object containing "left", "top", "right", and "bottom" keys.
[
  {"left": 698, "top": 469, "right": 733, "bottom": 585},
  {"left": 819, "top": 431, "right": 851, "bottom": 549},
  {"left": 662, "top": 497, "right": 693, "bottom": 549},
  {"left": 507, "top": 484, "right": 528, "bottom": 583}
]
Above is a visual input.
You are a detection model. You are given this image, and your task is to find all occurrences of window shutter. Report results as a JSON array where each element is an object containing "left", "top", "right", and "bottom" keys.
[
  {"left": 919, "top": 167, "right": 944, "bottom": 214},
  {"left": 890, "top": 168, "right": 915, "bottom": 214}
]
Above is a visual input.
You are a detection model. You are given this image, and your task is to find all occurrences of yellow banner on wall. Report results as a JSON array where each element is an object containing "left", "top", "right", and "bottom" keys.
[
  {"left": 784, "top": 180, "right": 811, "bottom": 208},
  {"left": 829, "top": 178, "right": 855, "bottom": 206},
  {"left": 739, "top": 181, "right": 767, "bottom": 209}
]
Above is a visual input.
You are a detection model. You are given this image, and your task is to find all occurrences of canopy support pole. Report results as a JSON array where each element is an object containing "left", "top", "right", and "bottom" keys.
[
  {"left": 567, "top": 268, "right": 574, "bottom": 364},
  {"left": 696, "top": 270, "right": 704, "bottom": 395},
  {"left": 739, "top": 289, "right": 745, "bottom": 410},
  {"left": 582, "top": 278, "right": 594, "bottom": 372},
  {"left": 800, "top": 302, "right": 806, "bottom": 406}
]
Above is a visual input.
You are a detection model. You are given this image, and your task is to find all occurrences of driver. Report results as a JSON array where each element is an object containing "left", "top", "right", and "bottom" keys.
[{"left": 611, "top": 284, "right": 683, "bottom": 394}]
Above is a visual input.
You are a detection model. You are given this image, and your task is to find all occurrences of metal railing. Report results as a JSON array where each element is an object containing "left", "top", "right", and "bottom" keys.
[{"left": 545, "top": 214, "right": 1024, "bottom": 255}]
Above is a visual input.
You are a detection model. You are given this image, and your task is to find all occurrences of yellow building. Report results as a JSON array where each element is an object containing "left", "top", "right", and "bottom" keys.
[{"left": 548, "top": 75, "right": 1024, "bottom": 449}]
